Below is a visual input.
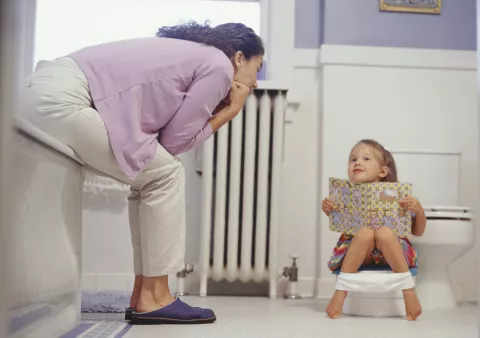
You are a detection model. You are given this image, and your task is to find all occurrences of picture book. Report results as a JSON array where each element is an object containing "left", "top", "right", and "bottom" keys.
[{"left": 328, "top": 177, "right": 413, "bottom": 237}]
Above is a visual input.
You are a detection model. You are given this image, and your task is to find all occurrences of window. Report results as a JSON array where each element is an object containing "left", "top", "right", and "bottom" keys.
[
  {"left": 31, "top": 0, "right": 296, "bottom": 83},
  {"left": 34, "top": 0, "right": 261, "bottom": 64}
]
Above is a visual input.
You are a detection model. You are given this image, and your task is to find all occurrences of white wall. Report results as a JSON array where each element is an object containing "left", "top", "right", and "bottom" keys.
[
  {"left": 82, "top": 190, "right": 133, "bottom": 291},
  {"left": 317, "top": 45, "right": 478, "bottom": 302},
  {"left": 81, "top": 152, "right": 199, "bottom": 293}
]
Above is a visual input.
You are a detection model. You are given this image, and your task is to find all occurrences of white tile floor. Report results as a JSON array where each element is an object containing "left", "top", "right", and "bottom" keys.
[{"left": 83, "top": 296, "right": 478, "bottom": 338}]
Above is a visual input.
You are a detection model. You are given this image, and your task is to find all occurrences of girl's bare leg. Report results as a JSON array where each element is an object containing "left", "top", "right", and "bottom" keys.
[
  {"left": 326, "top": 227, "right": 375, "bottom": 319},
  {"left": 375, "top": 226, "right": 422, "bottom": 321}
]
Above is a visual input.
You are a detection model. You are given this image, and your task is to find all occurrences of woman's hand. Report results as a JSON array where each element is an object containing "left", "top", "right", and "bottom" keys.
[
  {"left": 399, "top": 195, "right": 424, "bottom": 216},
  {"left": 322, "top": 197, "right": 335, "bottom": 216},
  {"left": 209, "top": 81, "right": 251, "bottom": 132},
  {"left": 229, "top": 81, "right": 251, "bottom": 112},
  {"left": 213, "top": 81, "right": 250, "bottom": 116}
]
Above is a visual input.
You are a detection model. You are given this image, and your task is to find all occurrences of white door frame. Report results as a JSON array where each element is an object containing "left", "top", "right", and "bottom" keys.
[{"left": 0, "top": 0, "right": 28, "bottom": 335}]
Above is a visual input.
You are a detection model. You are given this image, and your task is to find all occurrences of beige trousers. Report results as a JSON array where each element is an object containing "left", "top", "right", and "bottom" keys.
[{"left": 21, "top": 57, "right": 185, "bottom": 277}]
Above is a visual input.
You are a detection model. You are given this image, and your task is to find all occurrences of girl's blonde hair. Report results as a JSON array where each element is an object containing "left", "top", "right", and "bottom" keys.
[{"left": 354, "top": 139, "right": 398, "bottom": 182}]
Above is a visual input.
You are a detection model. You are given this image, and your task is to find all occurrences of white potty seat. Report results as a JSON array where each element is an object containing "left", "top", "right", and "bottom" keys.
[{"left": 332, "top": 267, "right": 418, "bottom": 317}]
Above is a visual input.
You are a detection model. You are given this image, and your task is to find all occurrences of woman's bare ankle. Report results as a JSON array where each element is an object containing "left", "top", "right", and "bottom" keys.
[
  {"left": 130, "top": 275, "right": 144, "bottom": 309},
  {"left": 129, "top": 295, "right": 140, "bottom": 309},
  {"left": 136, "top": 292, "right": 175, "bottom": 313},
  {"left": 136, "top": 276, "right": 175, "bottom": 313}
]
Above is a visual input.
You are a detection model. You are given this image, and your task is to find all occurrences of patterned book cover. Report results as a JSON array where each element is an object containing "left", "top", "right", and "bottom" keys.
[{"left": 328, "top": 177, "right": 413, "bottom": 237}]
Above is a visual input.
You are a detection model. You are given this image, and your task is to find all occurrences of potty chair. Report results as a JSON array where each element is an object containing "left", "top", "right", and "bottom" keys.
[{"left": 332, "top": 265, "right": 418, "bottom": 317}]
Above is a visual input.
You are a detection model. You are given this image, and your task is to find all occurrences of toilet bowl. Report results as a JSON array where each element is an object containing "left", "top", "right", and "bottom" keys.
[{"left": 410, "top": 206, "right": 474, "bottom": 311}]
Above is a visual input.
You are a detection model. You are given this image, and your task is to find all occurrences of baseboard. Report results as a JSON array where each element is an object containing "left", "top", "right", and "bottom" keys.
[
  {"left": 83, "top": 273, "right": 478, "bottom": 303},
  {"left": 320, "top": 44, "right": 476, "bottom": 70},
  {"left": 276, "top": 277, "right": 316, "bottom": 299},
  {"left": 452, "top": 279, "right": 478, "bottom": 303},
  {"left": 314, "top": 277, "right": 336, "bottom": 300},
  {"left": 81, "top": 273, "right": 477, "bottom": 311},
  {"left": 186, "top": 276, "right": 326, "bottom": 299},
  {"left": 82, "top": 273, "right": 320, "bottom": 299}
]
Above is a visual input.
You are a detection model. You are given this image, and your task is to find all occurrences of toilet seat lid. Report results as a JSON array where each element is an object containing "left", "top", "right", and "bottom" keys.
[{"left": 424, "top": 206, "right": 472, "bottom": 220}]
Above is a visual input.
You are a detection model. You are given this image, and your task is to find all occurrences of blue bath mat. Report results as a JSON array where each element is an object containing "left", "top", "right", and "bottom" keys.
[{"left": 81, "top": 291, "right": 130, "bottom": 313}]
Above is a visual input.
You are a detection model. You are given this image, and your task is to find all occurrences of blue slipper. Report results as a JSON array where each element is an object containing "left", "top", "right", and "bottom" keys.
[
  {"left": 131, "top": 298, "right": 216, "bottom": 325},
  {"left": 125, "top": 307, "right": 134, "bottom": 321}
]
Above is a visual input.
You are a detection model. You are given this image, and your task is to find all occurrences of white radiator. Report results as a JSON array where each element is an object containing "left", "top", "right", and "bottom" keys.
[{"left": 199, "top": 88, "right": 287, "bottom": 299}]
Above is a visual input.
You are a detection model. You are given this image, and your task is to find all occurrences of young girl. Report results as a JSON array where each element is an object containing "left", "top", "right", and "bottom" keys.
[{"left": 322, "top": 139, "right": 427, "bottom": 321}]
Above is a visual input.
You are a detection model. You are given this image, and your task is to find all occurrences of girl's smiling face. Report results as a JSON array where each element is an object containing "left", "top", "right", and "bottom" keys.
[{"left": 348, "top": 143, "right": 389, "bottom": 183}]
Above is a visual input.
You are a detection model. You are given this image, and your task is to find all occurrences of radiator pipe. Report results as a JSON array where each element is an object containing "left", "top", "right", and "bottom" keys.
[
  {"left": 175, "top": 264, "right": 194, "bottom": 297},
  {"left": 283, "top": 254, "right": 301, "bottom": 299}
]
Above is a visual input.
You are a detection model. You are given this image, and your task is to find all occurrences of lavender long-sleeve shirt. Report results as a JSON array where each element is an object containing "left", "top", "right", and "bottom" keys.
[{"left": 69, "top": 37, "right": 233, "bottom": 179}]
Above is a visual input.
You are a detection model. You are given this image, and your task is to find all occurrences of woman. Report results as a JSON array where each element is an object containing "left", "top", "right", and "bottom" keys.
[{"left": 22, "top": 21, "right": 264, "bottom": 325}]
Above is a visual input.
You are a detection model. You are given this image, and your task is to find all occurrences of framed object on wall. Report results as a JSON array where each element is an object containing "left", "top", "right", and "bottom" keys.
[{"left": 380, "top": 0, "right": 442, "bottom": 14}]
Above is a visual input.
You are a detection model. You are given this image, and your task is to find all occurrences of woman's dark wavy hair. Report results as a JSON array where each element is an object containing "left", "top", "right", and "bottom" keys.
[{"left": 156, "top": 21, "right": 264, "bottom": 60}]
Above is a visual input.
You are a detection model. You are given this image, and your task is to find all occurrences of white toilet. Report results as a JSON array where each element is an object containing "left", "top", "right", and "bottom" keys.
[{"left": 410, "top": 206, "right": 474, "bottom": 310}]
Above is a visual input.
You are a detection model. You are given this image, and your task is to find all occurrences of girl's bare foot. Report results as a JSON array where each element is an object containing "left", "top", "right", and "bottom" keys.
[
  {"left": 403, "top": 288, "right": 422, "bottom": 321},
  {"left": 326, "top": 290, "right": 348, "bottom": 319}
]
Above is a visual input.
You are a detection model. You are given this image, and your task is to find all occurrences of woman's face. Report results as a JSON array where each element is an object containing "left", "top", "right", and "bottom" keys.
[{"left": 233, "top": 52, "right": 263, "bottom": 89}]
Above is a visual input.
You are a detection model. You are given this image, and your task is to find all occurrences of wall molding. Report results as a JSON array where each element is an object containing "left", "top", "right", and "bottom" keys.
[
  {"left": 293, "top": 49, "right": 320, "bottom": 69},
  {"left": 390, "top": 149, "right": 462, "bottom": 156},
  {"left": 287, "top": 48, "right": 321, "bottom": 105},
  {"left": 320, "top": 44, "right": 477, "bottom": 71},
  {"left": 293, "top": 45, "right": 478, "bottom": 70}
]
